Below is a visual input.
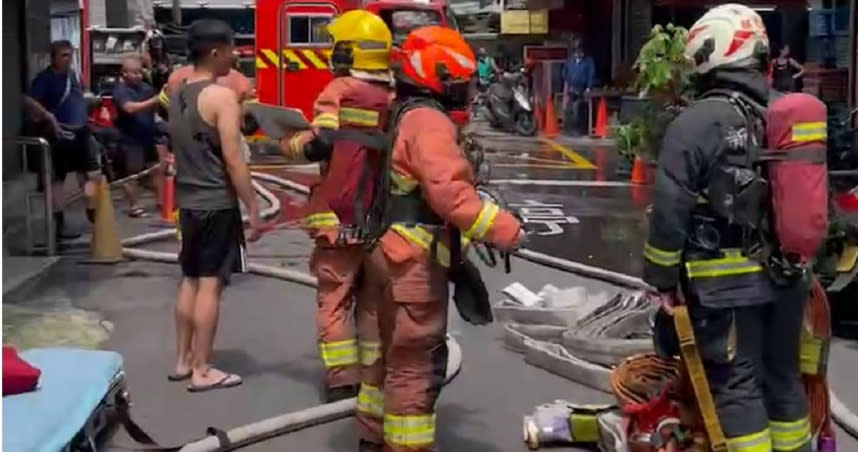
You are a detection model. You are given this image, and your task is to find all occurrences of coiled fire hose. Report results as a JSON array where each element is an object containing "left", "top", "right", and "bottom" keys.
[{"left": 118, "top": 172, "right": 463, "bottom": 452}]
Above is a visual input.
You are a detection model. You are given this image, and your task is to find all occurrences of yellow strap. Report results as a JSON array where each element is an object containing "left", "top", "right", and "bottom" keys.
[
  {"left": 836, "top": 245, "right": 858, "bottom": 272},
  {"left": 673, "top": 305, "right": 728, "bottom": 452}
]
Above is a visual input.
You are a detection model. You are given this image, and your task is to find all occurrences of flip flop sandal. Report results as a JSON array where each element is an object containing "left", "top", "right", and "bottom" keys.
[
  {"left": 187, "top": 374, "right": 243, "bottom": 393},
  {"left": 167, "top": 371, "right": 192, "bottom": 382},
  {"left": 128, "top": 207, "right": 146, "bottom": 218}
]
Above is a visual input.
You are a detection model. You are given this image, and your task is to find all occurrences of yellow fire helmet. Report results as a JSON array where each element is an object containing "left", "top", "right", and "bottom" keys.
[{"left": 326, "top": 10, "right": 392, "bottom": 72}]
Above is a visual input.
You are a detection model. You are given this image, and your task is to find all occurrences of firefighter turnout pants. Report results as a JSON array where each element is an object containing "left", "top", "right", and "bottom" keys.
[
  {"left": 310, "top": 244, "right": 381, "bottom": 392},
  {"left": 687, "top": 280, "right": 812, "bottom": 452},
  {"left": 357, "top": 247, "right": 449, "bottom": 451}
]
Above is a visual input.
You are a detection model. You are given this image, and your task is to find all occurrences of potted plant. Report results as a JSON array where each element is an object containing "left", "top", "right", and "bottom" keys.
[{"left": 612, "top": 24, "right": 694, "bottom": 169}]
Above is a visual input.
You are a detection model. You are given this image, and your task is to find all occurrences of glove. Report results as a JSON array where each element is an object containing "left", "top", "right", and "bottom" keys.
[{"left": 450, "top": 259, "right": 493, "bottom": 325}]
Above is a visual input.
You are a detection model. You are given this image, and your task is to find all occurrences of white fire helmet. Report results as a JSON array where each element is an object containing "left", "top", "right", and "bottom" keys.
[{"left": 684, "top": 3, "right": 770, "bottom": 75}]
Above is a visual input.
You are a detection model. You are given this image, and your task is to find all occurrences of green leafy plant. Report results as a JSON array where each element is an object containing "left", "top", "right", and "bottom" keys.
[{"left": 612, "top": 24, "right": 695, "bottom": 161}]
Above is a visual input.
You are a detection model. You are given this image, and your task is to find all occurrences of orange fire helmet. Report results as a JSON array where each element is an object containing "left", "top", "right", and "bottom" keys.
[{"left": 393, "top": 26, "right": 476, "bottom": 95}]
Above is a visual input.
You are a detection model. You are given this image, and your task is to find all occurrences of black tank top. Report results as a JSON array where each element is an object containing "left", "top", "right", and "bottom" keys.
[
  {"left": 772, "top": 59, "right": 795, "bottom": 92},
  {"left": 168, "top": 80, "right": 238, "bottom": 210}
]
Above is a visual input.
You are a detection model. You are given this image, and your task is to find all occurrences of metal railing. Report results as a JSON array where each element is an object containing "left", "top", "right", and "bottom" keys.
[{"left": 18, "top": 136, "right": 56, "bottom": 256}]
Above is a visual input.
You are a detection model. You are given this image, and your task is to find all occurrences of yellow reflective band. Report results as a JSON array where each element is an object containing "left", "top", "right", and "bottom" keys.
[
  {"left": 319, "top": 339, "right": 359, "bottom": 368},
  {"left": 799, "top": 330, "right": 828, "bottom": 375},
  {"left": 770, "top": 418, "right": 811, "bottom": 451},
  {"left": 339, "top": 107, "right": 380, "bottom": 127},
  {"left": 644, "top": 243, "right": 682, "bottom": 267},
  {"left": 384, "top": 413, "right": 435, "bottom": 447},
  {"left": 357, "top": 383, "right": 384, "bottom": 417},
  {"left": 158, "top": 88, "right": 170, "bottom": 107},
  {"left": 300, "top": 49, "right": 328, "bottom": 69},
  {"left": 685, "top": 249, "right": 762, "bottom": 279},
  {"left": 390, "top": 171, "right": 417, "bottom": 195},
  {"left": 288, "top": 135, "right": 304, "bottom": 158},
  {"left": 282, "top": 49, "right": 307, "bottom": 70},
  {"left": 359, "top": 340, "right": 381, "bottom": 366},
  {"left": 312, "top": 112, "right": 339, "bottom": 130},
  {"left": 465, "top": 202, "right": 500, "bottom": 241},
  {"left": 727, "top": 429, "right": 773, "bottom": 452},
  {"left": 568, "top": 413, "right": 600, "bottom": 442},
  {"left": 303, "top": 212, "right": 340, "bottom": 228},
  {"left": 792, "top": 122, "right": 827, "bottom": 142},
  {"left": 255, "top": 57, "right": 268, "bottom": 69},
  {"left": 390, "top": 224, "right": 471, "bottom": 268}
]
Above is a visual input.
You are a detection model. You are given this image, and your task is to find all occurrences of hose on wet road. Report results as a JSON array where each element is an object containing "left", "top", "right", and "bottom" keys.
[{"left": 118, "top": 173, "right": 462, "bottom": 452}]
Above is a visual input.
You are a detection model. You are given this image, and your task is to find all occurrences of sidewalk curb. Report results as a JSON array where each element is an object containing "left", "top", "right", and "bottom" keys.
[{"left": 2, "top": 256, "right": 61, "bottom": 302}]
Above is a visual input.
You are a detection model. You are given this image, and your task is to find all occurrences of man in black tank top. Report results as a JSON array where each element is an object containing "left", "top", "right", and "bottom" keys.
[{"left": 167, "top": 19, "right": 264, "bottom": 392}]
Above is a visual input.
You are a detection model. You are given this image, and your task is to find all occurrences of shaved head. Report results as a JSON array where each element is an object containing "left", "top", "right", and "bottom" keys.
[{"left": 121, "top": 54, "right": 145, "bottom": 85}]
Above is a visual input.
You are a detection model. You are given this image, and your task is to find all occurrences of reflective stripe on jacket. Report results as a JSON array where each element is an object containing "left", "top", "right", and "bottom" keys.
[
  {"left": 378, "top": 106, "right": 521, "bottom": 267},
  {"left": 288, "top": 76, "right": 393, "bottom": 245}
]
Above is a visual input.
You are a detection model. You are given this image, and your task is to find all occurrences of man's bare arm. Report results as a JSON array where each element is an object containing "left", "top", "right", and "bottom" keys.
[
  {"left": 23, "top": 95, "right": 51, "bottom": 121},
  {"left": 119, "top": 96, "right": 159, "bottom": 114},
  {"left": 206, "top": 86, "right": 259, "bottom": 215}
]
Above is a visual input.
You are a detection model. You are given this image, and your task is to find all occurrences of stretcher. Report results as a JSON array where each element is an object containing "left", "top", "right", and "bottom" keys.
[{"left": 2, "top": 347, "right": 143, "bottom": 452}]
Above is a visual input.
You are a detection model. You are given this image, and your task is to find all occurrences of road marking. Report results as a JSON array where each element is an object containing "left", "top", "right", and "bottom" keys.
[
  {"left": 539, "top": 137, "right": 597, "bottom": 170},
  {"left": 490, "top": 179, "right": 635, "bottom": 187}
]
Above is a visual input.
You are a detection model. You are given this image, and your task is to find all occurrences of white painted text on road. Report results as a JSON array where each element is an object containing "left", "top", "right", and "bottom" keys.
[{"left": 509, "top": 200, "right": 579, "bottom": 236}]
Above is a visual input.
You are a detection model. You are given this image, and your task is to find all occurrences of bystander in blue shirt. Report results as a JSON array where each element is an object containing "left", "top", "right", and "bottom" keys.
[
  {"left": 28, "top": 68, "right": 88, "bottom": 128},
  {"left": 562, "top": 54, "right": 596, "bottom": 93},
  {"left": 113, "top": 80, "right": 157, "bottom": 150}
]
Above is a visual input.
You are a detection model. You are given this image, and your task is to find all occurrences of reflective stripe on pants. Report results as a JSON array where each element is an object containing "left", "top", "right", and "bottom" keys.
[
  {"left": 384, "top": 414, "right": 436, "bottom": 448},
  {"left": 726, "top": 429, "right": 772, "bottom": 452},
  {"left": 319, "top": 339, "right": 359, "bottom": 368},
  {"left": 770, "top": 418, "right": 811, "bottom": 451},
  {"left": 357, "top": 383, "right": 384, "bottom": 418}
]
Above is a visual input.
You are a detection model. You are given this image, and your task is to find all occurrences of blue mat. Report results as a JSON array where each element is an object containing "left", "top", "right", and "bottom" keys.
[{"left": 3, "top": 348, "right": 123, "bottom": 452}]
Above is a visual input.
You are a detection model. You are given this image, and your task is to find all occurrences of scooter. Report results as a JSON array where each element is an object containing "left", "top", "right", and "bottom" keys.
[{"left": 480, "top": 68, "right": 538, "bottom": 136}]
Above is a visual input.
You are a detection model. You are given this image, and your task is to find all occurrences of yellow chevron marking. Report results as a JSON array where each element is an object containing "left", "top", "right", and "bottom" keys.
[
  {"left": 321, "top": 49, "right": 333, "bottom": 61},
  {"left": 301, "top": 49, "right": 328, "bottom": 69},
  {"left": 261, "top": 48, "right": 280, "bottom": 67},
  {"left": 255, "top": 57, "right": 268, "bottom": 69},
  {"left": 282, "top": 49, "right": 307, "bottom": 70}
]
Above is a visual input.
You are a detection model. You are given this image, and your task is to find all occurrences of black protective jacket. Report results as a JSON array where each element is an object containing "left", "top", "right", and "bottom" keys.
[{"left": 643, "top": 70, "right": 780, "bottom": 307}]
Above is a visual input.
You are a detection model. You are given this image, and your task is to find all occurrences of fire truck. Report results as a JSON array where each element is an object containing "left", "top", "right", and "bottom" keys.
[{"left": 255, "top": 0, "right": 459, "bottom": 119}]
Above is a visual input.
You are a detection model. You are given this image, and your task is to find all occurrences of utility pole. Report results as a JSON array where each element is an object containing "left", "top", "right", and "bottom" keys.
[{"left": 172, "top": 0, "right": 182, "bottom": 25}]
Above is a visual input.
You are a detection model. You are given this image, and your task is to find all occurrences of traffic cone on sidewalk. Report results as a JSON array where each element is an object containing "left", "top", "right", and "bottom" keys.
[
  {"left": 542, "top": 95, "right": 559, "bottom": 138},
  {"left": 630, "top": 156, "right": 646, "bottom": 184},
  {"left": 593, "top": 97, "right": 608, "bottom": 138},
  {"left": 85, "top": 179, "right": 123, "bottom": 264}
]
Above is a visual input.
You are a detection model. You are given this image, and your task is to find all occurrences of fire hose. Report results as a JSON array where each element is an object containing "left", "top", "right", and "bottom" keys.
[
  {"left": 113, "top": 167, "right": 857, "bottom": 449},
  {"left": 116, "top": 172, "right": 463, "bottom": 452},
  {"left": 258, "top": 172, "right": 858, "bottom": 445}
]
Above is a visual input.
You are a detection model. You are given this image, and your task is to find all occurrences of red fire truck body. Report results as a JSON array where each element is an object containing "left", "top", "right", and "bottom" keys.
[{"left": 255, "top": 0, "right": 457, "bottom": 119}]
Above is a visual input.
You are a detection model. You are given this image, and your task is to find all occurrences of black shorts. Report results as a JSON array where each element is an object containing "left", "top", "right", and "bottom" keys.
[
  {"left": 28, "top": 127, "right": 101, "bottom": 182},
  {"left": 114, "top": 141, "right": 159, "bottom": 179},
  {"left": 178, "top": 208, "right": 247, "bottom": 282}
]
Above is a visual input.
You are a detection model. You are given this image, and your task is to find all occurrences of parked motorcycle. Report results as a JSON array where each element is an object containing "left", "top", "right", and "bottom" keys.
[{"left": 480, "top": 68, "right": 537, "bottom": 136}]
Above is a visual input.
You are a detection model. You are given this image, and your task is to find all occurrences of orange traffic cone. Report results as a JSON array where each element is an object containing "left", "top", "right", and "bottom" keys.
[
  {"left": 85, "top": 178, "right": 123, "bottom": 264},
  {"left": 160, "top": 168, "right": 176, "bottom": 224},
  {"left": 630, "top": 156, "right": 646, "bottom": 184},
  {"left": 542, "top": 95, "right": 559, "bottom": 138},
  {"left": 593, "top": 97, "right": 608, "bottom": 138}
]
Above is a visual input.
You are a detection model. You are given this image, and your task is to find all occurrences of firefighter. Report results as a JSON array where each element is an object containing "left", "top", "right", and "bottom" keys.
[
  {"left": 644, "top": 4, "right": 812, "bottom": 452},
  {"left": 278, "top": 10, "right": 394, "bottom": 406},
  {"left": 357, "top": 26, "right": 525, "bottom": 451}
]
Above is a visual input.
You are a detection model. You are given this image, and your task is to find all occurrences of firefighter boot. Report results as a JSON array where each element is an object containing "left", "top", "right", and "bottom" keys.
[{"left": 325, "top": 384, "right": 360, "bottom": 403}]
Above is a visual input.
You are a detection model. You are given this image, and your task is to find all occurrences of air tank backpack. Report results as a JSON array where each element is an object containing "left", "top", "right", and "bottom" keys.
[{"left": 703, "top": 89, "right": 829, "bottom": 281}]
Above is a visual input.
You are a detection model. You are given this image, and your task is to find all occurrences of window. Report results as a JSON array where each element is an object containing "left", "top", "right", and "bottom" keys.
[
  {"left": 288, "top": 15, "right": 332, "bottom": 45},
  {"left": 380, "top": 10, "right": 443, "bottom": 41}
]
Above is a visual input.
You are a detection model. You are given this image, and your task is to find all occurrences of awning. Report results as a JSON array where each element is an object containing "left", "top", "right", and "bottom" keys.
[{"left": 655, "top": 0, "right": 807, "bottom": 7}]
